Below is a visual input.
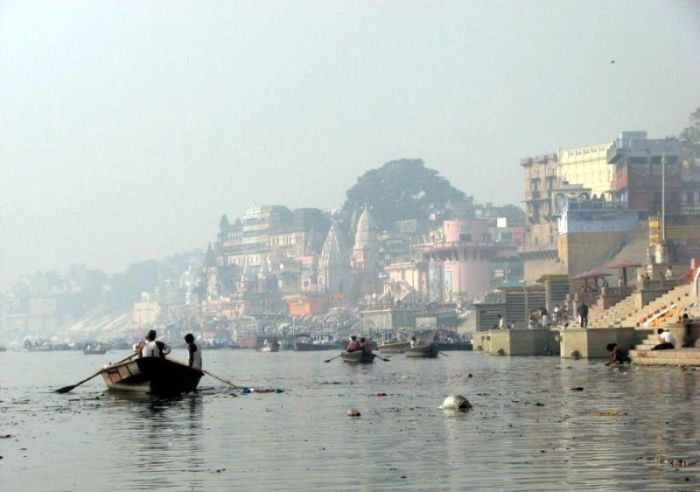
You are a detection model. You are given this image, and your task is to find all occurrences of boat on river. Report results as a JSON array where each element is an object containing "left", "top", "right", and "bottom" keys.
[
  {"left": 340, "top": 351, "right": 376, "bottom": 364},
  {"left": 293, "top": 334, "right": 340, "bottom": 351},
  {"left": 406, "top": 343, "right": 439, "bottom": 358},
  {"left": 260, "top": 339, "right": 280, "bottom": 352},
  {"left": 434, "top": 341, "right": 472, "bottom": 351},
  {"left": 83, "top": 343, "right": 107, "bottom": 355},
  {"left": 100, "top": 357, "right": 203, "bottom": 395},
  {"left": 378, "top": 340, "right": 410, "bottom": 353}
]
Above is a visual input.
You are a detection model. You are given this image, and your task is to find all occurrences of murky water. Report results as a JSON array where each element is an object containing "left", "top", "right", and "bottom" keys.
[{"left": 1, "top": 350, "right": 699, "bottom": 491}]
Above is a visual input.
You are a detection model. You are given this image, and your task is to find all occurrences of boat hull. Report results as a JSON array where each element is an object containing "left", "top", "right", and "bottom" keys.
[
  {"left": 100, "top": 357, "right": 203, "bottom": 395},
  {"left": 406, "top": 344, "right": 439, "bottom": 358},
  {"left": 293, "top": 341, "right": 339, "bottom": 351},
  {"left": 434, "top": 342, "right": 472, "bottom": 351},
  {"left": 378, "top": 341, "right": 410, "bottom": 353},
  {"left": 340, "top": 351, "right": 376, "bottom": 364}
]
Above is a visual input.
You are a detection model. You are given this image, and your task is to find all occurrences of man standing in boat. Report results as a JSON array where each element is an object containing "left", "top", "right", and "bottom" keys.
[
  {"left": 138, "top": 329, "right": 169, "bottom": 358},
  {"left": 185, "top": 333, "right": 202, "bottom": 369}
]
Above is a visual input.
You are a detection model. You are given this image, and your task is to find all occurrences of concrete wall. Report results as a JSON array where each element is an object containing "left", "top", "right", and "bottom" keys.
[
  {"left": 475, "top": 329, "right": 559, "bottom": 356},
  {"left": 444, "top": 259, "right": 490, "bottom": 301},
  {"left": 559, "top": 231, "right": 629, "bottom": 276},
  {"left": 522, "top": 256, "right": 563, "bottom": 282},
  {"left": 558, "top": 327, "right": 651, "bottom": 359}
]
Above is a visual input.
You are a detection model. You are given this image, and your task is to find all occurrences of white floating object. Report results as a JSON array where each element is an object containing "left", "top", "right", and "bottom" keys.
[{"left": 439, "top": 395, "right": 472, "bottom": 411}]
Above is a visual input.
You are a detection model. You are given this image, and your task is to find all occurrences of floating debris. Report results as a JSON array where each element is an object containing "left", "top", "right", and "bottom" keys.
[
  {"left": 439, "top": 395, "right": 472, "bottom": 411},
  {"left": 636, "top": 456, "right": 697, "bottom": 467}
]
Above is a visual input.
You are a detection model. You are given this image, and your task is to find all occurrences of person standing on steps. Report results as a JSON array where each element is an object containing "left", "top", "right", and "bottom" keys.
[{"left": 578, "top": 302, "right": 589, "bottom": 328}]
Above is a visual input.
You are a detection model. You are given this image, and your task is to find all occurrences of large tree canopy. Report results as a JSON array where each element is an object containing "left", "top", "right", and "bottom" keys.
[{"left": 341, "top": 159, "right": 470, "bottom": 231}]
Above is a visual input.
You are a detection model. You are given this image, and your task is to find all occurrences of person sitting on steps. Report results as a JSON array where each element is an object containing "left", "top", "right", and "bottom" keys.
[{"left": 651, "top": 328, "right": 675, "bottom": 350}]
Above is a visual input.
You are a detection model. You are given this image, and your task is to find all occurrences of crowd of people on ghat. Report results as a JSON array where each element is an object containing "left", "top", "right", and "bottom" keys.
[{"left": 133, "top": 329, "right": 203, "bottom": 370}]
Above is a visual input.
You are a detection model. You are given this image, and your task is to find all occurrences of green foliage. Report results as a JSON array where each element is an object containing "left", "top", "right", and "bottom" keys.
[
  {"left": 341, "top": 159, "right": 469, "bottom": 230},
  {"left": 679, "top": 107, "right": 700, "bottom": 157}
]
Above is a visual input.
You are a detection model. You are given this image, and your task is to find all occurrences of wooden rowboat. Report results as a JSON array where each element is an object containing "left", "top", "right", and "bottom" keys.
[
  {"left": 378, "top": 340, "right": 410, "bottom": 353},
  {"left": 406, "top": 343, "right": 439, "bottom": 359},
  {"left": 100, "top": 357, "right": 203, "bottom": 395},
  {"left": 340, "top": 351, "right": 376, "bottom": 364}
]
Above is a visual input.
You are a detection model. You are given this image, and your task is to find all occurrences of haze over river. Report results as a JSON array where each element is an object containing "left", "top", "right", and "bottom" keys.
[{"left": 1, "top": 350, "right": 698, "bottom": 491}]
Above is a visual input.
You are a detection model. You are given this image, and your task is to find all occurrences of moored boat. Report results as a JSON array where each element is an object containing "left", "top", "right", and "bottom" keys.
[
  {"left": 434, "top": 341, "right": 472, "bottom": 351},
  {"left": 293, "top": 334, "right": 340, "bottom": 351},
  {"left": 100, "top": 357, "right": 203, "bottom": 395},
  {"left": 260, "top": 339, "right": 280, "bottom": 352},
  {"left": 406, "top": 343, "right": 439, "bottom": 358},
  {"left": 340, "top": 351, "right": 376, "bottom": 364},
  {"left": 84, "top": 343, "right": 108, "bottom": 355}
]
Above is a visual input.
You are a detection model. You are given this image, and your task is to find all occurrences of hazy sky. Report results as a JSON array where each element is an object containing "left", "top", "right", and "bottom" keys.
[{"left": 1, "top": 1, "right": 699, "bottom": 284}]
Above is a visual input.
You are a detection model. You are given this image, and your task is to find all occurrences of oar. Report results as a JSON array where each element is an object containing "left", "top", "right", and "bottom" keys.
[
  {"left": 55, "top": 352, "right": 138, "bottom": 394},
  {"left": 439, "top": 351, "right": 449, "bottom": 357},
  {"left": 202, "top": 369, "right": 241, "bottom": 393},
  {"left": 324, "top": 353, "right": 343, "bottom": 363},
  {"left": 374, "top": 353, "right": 391, "bottom": 362}
]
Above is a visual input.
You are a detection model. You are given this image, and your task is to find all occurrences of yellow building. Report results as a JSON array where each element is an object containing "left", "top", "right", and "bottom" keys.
[{"left": 558, "top": 143, "right": 615, "bottom": 200}]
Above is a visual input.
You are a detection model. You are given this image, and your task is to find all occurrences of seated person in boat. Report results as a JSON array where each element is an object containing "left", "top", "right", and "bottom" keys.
[
  {"left": 359, "top": 337, "right": 372, "bottom": 354},
  {"left": 410, "top": 336, "right": 420, "bottom": 349},
  {"left": 347, "top": 335, "right": 361, "bottom": 352},
  {"left": 139, "top": 329, "right": 169, "bottom": 358},
  {"left": 185, "top": 333, "right": 202, "bottom": 369},
  {"left": 605, "top": 343, "right": 630, "bottom": 366}
]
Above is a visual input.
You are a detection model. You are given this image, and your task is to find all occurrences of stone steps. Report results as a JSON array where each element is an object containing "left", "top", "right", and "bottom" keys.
[
  {"left": 630, "top": 348, "right": 700, "bottom": 366},
  {"left": 618, "top": 284, "right": 692, "bottom": 327}
]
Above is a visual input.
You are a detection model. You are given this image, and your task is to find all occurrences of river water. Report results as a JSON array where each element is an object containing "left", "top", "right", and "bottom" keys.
[{"left": 1, "top": 350, "right": 698, "bottom": 491}]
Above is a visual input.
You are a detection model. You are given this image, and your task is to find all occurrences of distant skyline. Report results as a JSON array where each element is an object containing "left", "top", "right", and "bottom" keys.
[{"left": 1, "top": 1, "right": 699, "bottom": 284}]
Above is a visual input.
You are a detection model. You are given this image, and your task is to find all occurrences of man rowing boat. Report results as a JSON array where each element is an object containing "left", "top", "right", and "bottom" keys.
[{"left": 135, "top": 329, "right": 170, "bottom": 359}]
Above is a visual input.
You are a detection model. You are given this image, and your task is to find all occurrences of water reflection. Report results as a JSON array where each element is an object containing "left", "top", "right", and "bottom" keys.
[{"left": 99, "top": 392, "right": 206, "bottom": 491}]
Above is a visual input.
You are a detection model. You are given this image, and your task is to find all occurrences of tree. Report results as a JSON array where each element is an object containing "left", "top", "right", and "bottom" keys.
[
  {"left": 679, "top": 107, "right": 700, "bottom": 157},
  {"left": 340, "top": 159, "right": 469, "bottom": 231}
]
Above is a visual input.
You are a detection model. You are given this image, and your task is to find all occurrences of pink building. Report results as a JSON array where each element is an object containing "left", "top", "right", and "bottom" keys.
[{"left": 423, "top": 220, "right": 493, "bottom": 301}]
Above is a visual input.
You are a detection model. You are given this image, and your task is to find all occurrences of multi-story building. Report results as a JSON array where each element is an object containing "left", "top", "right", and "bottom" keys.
[
  {"left": 519, "top": 153, "right": 563, "bottom": 280},
  {"left": 608, "top": 132, "right": 682, "bottom": 215},
  {"left": 558, "top": 143, "right": 615, "bottom": 200}
]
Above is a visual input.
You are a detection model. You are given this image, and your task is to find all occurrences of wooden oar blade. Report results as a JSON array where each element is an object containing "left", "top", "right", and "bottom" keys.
[{"left": 55, "top": 384, "right": 76, "bottom": 394}]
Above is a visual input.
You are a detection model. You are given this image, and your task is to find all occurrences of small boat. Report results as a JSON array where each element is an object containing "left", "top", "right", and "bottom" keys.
[
  {"left": 100, "top": 357, "right": 203, "bottom": 395},
  {"left": 434, "top": 341, "right": 472, "bottom": 351},
  {"left": 84, "top": 343, "right": 107, "bottom": 355},
  {"left": 259, "top": 339, "right": 280, "bottom": 352},
  {"left": 406, "top": 343, "right": 439, "bottom": 359},
  {"left": 378, "top": 340, "right": 410, "bottom": 353},
  {"left": 340, "top": 351, "right": 376, "bottom": 364},
  {"left": 293, "top": 334, "right": 339, "bottom": 351}
]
